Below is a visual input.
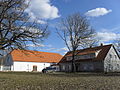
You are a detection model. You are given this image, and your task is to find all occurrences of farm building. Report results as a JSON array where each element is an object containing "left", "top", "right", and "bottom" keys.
[
  {"left": 59, "top": 44, "right": 120, "bottom": 72},
  {"left": 0, "top": 50, "right": 62, "bottom": 72}
]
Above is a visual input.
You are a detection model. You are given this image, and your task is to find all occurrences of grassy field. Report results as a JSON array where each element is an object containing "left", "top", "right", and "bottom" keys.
[{"left": 0, "top": 72, "right": 120, "bottom": 90}]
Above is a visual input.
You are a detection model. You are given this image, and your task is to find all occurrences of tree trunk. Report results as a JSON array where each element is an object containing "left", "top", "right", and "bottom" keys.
[{"left": 71, "top": 51, "right": 76, "bottom": 72}]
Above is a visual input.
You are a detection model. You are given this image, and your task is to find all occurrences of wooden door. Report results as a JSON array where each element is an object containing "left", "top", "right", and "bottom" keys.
[{"left": 33, "top": 65, "right": 37, "bottom": 71}]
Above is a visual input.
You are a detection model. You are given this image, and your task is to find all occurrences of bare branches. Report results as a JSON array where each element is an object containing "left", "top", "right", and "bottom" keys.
[
  {"left": 0, "top": 0, "right": 49, "bottom": 55},
  {"left": 57, "top": 13, "right": 97, "bottom": 72},
  {"left": 57, "top": 13, "right": 97, "bottom": 52},
  {"left": 113, "top": 38, "right": 120, "bottom": 53}
]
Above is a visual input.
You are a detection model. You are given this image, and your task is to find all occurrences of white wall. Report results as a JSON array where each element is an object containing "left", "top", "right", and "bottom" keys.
[
  {"left": 11, "top": 61, "right": 51, "bottom": 72},
  {"left": 104, "top": 46, "right": 120, "bottom": 72}
]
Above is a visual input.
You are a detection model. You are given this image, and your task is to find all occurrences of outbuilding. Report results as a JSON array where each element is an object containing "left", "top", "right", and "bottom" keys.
[{"left": 0, "top": 49, "right": 62, "bottom": 72}]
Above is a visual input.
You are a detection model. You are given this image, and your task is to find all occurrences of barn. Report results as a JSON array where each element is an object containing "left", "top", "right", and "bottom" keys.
[
  {"left": 59, "top": 44, "right": 120, "bottom": 72},
  {"left": 0, "top": 49, "right": 62, "bottom": 72}
]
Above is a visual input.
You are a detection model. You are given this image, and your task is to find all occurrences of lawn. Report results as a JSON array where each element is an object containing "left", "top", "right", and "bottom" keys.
[{"left": 0, "top": 72, "right": 120, "bottom": 90}]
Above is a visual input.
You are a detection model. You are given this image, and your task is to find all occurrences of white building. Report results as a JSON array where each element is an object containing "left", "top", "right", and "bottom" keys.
[{"left": 0, "top": 50, "right": 62, "bottom": 72}]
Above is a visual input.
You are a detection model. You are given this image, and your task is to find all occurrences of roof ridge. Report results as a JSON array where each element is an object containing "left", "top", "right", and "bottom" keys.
[
  {"left": 66, "top": 44, "right": 112, "bottom": 53},
  {"left": 12, "top": 49, "right": 62, "bottom": 56},
  {"left": 80, "top": 44, "right": 112, "bottom": 50}
]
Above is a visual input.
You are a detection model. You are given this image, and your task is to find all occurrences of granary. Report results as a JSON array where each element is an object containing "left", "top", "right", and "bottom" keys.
[
  {"left": 59, "top": 44, "right": 120, "bottom": 72},
  {"left": 0, "top": 49, "right": 62, "bottom": 72}
]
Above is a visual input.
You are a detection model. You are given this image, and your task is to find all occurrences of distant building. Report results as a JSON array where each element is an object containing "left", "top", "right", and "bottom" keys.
[
  {"left": 0, "top": 50, "right": 62, "bottom": 72},
  {"left": 59, "top": 44, "right": 120, "bottom": 72}
]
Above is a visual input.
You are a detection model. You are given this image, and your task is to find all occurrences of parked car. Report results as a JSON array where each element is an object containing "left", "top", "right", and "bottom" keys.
[{"left": 42, "top": 67, "right": 57, "bottom": 73}]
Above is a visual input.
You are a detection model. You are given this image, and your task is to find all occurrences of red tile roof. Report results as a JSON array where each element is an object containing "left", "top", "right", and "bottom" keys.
[
  {"left": 11, "top": 50, "right": 63, "bottom": 63},
  {"left": 59, "top": 44, "right": 113, "bottom": 63}
]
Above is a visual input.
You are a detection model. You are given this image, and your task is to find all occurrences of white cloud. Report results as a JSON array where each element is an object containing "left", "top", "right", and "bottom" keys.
[
  {"left": 85, "top": 8, "right": 112, "bottom": 17},
  {"left": 26, "top": 0, "right": 60, "bottom": 23},
  {"left": 110, "top": 26, "right": 120, "bottom": 32},
  {"left": 97, "top": 32, "right": 120, "bottom": 42},
  {"left": 55, "top": 47, "right": 69, "bottom": 55},
  {"left": 45, "top": 48, "right": 56, "bottom": 51},
  {"left": 26, "top": 44, "right": 45, "bottom": 47},
  {"left": 61, "top": 47, "right": 69, "bottom": 51},
  {"left": 56, "top": 47, "right": 69, "bottom": 52},
  {"left": 21, "top": 26, "right": 40, "bottom": 33},
  {"left": 26, "top": 44, "right": 52, "bottom": 48},
  {"left": 44, "top": 46, "right": 68, "bottom": 55}
]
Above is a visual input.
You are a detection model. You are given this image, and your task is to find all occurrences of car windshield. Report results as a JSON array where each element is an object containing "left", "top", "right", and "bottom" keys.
[{"left": 46, "top": 67, "right": 56, "bottom": 70}]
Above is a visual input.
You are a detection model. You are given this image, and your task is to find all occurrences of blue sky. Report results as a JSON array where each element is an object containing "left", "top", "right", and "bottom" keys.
[{"left": 26, "top": 0, "right": 120, "bottom": 55}]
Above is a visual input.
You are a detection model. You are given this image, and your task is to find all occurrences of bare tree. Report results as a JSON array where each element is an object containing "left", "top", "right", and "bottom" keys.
[
  {"left": 113, "top": 38, "right": 120, "bottom": 53},
  {"left": 57, "top": 13, "right": 97, "bottom": 72},
  {"left": 0, "top": 0, "right": 49, "bottom": 56}
]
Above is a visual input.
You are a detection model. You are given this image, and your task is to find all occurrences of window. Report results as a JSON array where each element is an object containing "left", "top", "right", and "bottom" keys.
[
  {"left": 108, "top": 64, "right": 113, "bottom": 71},
  {"left": 78, "top": 55, "right": 83, "bottom": 59},
  {"left": 77, "top": 53, "right": 96, "bottom": 60},
  {"left": 50, "top": 63, "right": 56, "bottom": 65},
  {"left": 115, "top": 55, "right": 117, "bottom": 59},
  {"left": 117, "top": 64, "right": 119, "bottom": 69},
  {"left": 68, "top": 65, "right": 71, "bottom": 70},
  {"left": 74, "top": 56, "right": 80, "bottom": 60},
  {"left": 109, "top": 54, "right": 112, "bottom": 58},
  {"left": 90, "top": 53, "right": 96, "bottom": 58},
  {"left": 3, "top": 66, "right": 11, "bottom": 71},
  {"left": 66, "top": 57, "right": 72, "bottom": 61},
  {"left": 62, "top": 65, "right": 65, "bottom": 70}
]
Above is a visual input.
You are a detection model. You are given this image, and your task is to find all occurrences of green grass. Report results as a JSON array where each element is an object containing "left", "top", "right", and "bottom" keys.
[{"left": 0, "top": 72, "right": 120, "bottom": 90}]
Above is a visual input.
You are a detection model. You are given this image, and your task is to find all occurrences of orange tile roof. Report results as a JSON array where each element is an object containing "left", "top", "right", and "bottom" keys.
[{"left": 11, "top": 50, "right": 63, "bottom": 63}]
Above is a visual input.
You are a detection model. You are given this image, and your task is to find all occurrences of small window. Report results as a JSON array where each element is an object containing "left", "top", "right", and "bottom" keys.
[
  {"left": 108, "top": 64, "right": 113, "bottom": 70},
  {"left": 117, "top": 64, "right": 119, "bottom": 68},
  {"left": 68, "top": 65, "right": 71, "bottom": 70},
  {"left": 67, "top": 57, "right": 72, "bottom": 61},
  {"left": 108, "top": 64, "right": 111, "bottom": 68},
  {"left": 115, "top": 55, "right": 117, "bottom": 59},
  {"left": 75, "top": 56, "right": 78, "bottom": 60},
  {"left": 62, "top": 65, "right": 65, "bottom": 70},
  {"left": 3, "top": 66, "right": 11, "bottom": 71},
  {"left": 78, "top": 55, "right": 82, "bottom": 59},
  {"left": 109, "top": 54, "right": 112, "bottom": 58}
]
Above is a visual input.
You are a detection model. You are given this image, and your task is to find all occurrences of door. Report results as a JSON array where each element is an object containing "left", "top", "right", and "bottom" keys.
[{"left": 33, "top": 65, "right": 37, "bottom": 71}]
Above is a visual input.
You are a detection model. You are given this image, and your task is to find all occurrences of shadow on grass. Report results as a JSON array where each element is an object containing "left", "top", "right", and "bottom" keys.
[
  {"left": 47, "top": 72, "right": 120, "bottom": 77},
  {"left": 0, "top": 71, "right": 42, "bottom": 75},
  {"left": 1, "top": 71, "right": 120, "bottom": 77}
]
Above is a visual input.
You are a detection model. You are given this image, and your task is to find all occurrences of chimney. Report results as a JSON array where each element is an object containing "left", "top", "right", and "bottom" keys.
[
  {"left": 100, "top": 43, "right": 103, "bottom": 46},
  {"left": 90, "top": 46, "right": 92, "bottom": 48}
]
